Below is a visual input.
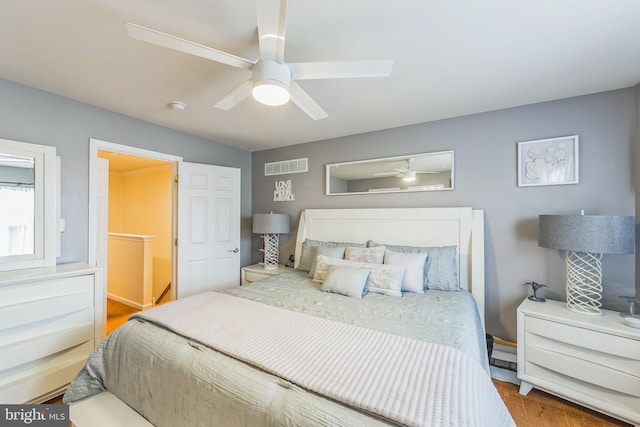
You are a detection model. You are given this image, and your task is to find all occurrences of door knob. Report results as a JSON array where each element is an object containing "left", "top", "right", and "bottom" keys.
[{"left": 228, "top": 247, "right": 239, "bottom": 253}]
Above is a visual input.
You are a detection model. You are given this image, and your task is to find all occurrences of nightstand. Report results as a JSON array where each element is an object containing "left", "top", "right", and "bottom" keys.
[
  {"left": 241, "top": 263, "right": 293, "bottom": 285},
  {"left": 517, "top": 298, "right": 640, "bottom": 426}
]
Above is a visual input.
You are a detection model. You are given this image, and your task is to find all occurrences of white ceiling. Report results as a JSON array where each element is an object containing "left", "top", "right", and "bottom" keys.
[{"left": 1, "top": 0, "right": 639, "bottom": 152}]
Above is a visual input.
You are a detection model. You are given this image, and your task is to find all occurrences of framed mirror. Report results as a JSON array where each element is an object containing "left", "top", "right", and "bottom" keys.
[
  {"left": 326, "top": 151, "right": 454, "bottom": 195},
  {"left": 0, "top": 138, "right": 58, "bottom": 271},
  {"left": 0, "top": 153, "right": 36, "bottom": 257}
]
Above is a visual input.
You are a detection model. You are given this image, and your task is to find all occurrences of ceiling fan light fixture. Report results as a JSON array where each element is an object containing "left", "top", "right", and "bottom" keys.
[
  {"left": 402, "top": 170, "right": 417, "bottom": 182},
  {"left": 251, "top": 60, "right": 292, "bottom": 107},
  {"left": 252, "top": 81, "right": 290, "bottom": 106}
]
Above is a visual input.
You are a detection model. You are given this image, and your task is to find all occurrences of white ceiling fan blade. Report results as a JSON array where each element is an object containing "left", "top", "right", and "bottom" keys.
[
  {"left": 214, "top": 80, "right": 253, "bottom": 110},
  {"left": 126, "top": 23, "right": 255, "bottom": 70},
  {"left": 289, "top": 60, "right": 393, "bottom": 80},
  {"left": 372, "top": 171, "right": 398, "bottom": 177},
  {"left": 289, "top": 82, "right": 328, "bottom": 120},
  {"left": 256, "top": 0, "right": 287, "bottom": 62}
]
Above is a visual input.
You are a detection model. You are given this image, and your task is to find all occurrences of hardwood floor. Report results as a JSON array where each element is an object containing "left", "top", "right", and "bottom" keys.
[
  {"left": 493, "top": 379, "right": 632, "bottom": 426},
  {"left": 107, "top": 298, "right": 139, "bottom": 334}
]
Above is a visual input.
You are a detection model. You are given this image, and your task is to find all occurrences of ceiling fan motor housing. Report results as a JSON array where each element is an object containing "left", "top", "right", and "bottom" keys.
[{"left": 252, "top": 60, "right": 292, "bottom": 106}]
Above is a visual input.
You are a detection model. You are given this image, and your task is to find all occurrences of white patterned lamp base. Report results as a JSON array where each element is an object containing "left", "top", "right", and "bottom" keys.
[
  {"left": 262, "top": 233, "right": 280, "bottom": 270},
  {"left": 565, "top": 251, "right": 603, "bottom": 315}
]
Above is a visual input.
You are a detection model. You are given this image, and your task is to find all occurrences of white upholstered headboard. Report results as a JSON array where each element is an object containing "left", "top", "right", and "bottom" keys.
[{"left": 294, "top": 208, "right": 485, "bottom": 327}]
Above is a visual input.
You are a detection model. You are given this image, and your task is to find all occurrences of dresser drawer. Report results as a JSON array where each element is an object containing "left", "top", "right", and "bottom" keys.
[
  {"left": 0, "top": 308, "right": 95, "bottom": 371},
  {"left": 0, "top": 340, "right": 94, "bottom": 404},
  {"left": 0, "top": 275, "right": 94, "bottom": 330}
]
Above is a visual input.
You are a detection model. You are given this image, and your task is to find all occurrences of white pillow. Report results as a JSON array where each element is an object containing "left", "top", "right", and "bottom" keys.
[
  {"left": 384, "top": 250, "right": 428, "bottom": 294},
  {"left": 344, "top": 246, "right": 385, "bottom": 264},
  {"left": 320, "top": 265, "right": 370, "bottom": 299},
  {"left": 313, "top": 255, "right": 404, "bottom": 297}
]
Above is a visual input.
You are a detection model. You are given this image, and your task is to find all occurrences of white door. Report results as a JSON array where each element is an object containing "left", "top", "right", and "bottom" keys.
[{"left": 176, "top": 162, "right": 241, "bottom": 298}]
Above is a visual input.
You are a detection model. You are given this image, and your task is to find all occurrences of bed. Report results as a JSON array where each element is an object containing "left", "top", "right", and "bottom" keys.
[{"left": 64, "top": 207, "right": 515, "bottom": 426}]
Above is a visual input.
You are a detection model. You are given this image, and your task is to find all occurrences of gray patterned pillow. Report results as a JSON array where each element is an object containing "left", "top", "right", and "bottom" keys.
[
  {"left": 297, "top": 239, "right": 366, "bottom": 272},
  {"left": 344, "top": 246, "right": 385, "bottom": 264},
  {"left": 313, "top": 255, "right": 404, "bottom": 297}
]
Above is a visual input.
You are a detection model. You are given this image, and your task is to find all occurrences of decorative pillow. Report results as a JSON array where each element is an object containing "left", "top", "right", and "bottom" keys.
[
  {"left": 383, "top": 250, "right": 428, "bottom": 294},
  {"left": 344, "top": 246, "right": 385, "bottom": 264},
  {"left": 308, "top": 246, "right": 346, "bottom": 277},
  {"left": 425, "top": 246, "right": 459, "bottom": 291},
  {"left": 297, "top": 239, "right": 366, "bottom": 272},
  {"left": 368, "top": 241, "right": 459, "bottom": 291},
  {"left": 313, "top": 255, "right": 404, "bottom": 297},
  {"left": 320, "top": 265, "right": 370, "bottom": 299}
]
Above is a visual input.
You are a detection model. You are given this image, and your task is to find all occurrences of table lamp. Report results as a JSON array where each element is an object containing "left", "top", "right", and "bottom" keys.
[
  {"left": 253, "top": 213, "right": 290, "bottom": 269},
  {"left": 538, "top": 212, "right": 634, "bottom": 315}
]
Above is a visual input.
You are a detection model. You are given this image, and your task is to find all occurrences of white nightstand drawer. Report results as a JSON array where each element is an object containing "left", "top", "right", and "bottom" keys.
[
  {"left": 244, "top": 271, "right": 269, "bottom": 283},
  {"left": 526, "top": 316, "right": 638, "bottom": 360},
  {"left": 241, "top": 264, "right": 292, "bottom": 285},
  {"left": 524, "top": 362, "right": 640, "bottom": 421},
  {"left": 525, "top": 344, "right": 640, "bottom": 396}
]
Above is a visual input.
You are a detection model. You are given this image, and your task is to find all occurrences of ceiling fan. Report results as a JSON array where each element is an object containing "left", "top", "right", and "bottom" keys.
[
  {"left": 373, "top": 159, "right": 438, "bottom": 182},
  {"left": 125, "top": 0, "right": 393, "bottom": 120}
]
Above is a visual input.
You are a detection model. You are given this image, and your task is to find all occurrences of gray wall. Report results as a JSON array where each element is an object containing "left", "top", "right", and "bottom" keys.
[
  {"left": 636, "top": 82, "right": 640, "bottom": 297},
  {"left": 0, "top": 78, "right": 253, "bottom": 266},
  {"left": 252, "top": 88, "right": 637, "bottom": 342}
]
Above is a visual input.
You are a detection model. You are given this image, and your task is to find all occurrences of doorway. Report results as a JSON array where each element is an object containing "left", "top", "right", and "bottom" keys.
[
  {"left": 89, "top": 139, "right": 182, "bottom": 334},
  {"left": 89, "top": 138, "right": 242, "bottom": 338},
  {"left": 98, "top": 150, "right": 174, "bottom": 331}
]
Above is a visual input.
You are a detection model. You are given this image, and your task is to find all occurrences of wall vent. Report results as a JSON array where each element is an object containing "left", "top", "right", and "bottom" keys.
[{"left": 264, "top": 158, "right": 308, "bottom": 176}]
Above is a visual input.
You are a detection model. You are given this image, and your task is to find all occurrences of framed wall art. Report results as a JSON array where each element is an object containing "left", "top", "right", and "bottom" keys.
[{"left": 517, "top": 135, "right": 579, "bottom": 187}]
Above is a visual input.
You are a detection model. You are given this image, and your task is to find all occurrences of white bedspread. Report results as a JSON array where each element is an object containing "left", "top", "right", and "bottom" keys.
[{"left": 134, "top": 292, "right": 514, "bottom": 427}]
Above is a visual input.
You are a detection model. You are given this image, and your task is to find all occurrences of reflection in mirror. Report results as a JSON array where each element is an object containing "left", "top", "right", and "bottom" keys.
[
  {"left": 0, "top": 154, "right": 35, "bottom": 256},
  {"left": 326, "top": 151, "right": 454, "bottom": 195}
]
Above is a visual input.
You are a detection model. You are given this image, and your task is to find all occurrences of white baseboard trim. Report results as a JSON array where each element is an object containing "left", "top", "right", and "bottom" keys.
[{"left": 106, "top": 293, "right": 151, "bottom": 310}]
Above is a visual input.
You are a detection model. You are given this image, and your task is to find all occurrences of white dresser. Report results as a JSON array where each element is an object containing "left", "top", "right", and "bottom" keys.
[
  {"left": 517, "top": 298, "right": 640, "bottom": 426},
  {"left": 0, "top": 263, "right": 103, "bottom": 403}
]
